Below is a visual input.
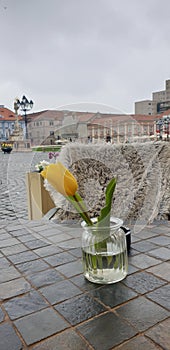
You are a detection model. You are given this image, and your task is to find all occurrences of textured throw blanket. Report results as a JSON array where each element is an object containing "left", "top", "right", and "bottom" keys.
[{"left": 44, "top": 141, "right": 170, "bottom": 230}]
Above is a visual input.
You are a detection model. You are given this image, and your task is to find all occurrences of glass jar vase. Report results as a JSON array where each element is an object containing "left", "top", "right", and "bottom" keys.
[{"left": 81, "top": 217, "right": 128, "bottom": 284}]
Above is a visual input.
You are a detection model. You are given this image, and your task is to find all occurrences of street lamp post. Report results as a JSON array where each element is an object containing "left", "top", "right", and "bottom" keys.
[{"left": 16, "top": 96, "right": 33, "bottom": 139}]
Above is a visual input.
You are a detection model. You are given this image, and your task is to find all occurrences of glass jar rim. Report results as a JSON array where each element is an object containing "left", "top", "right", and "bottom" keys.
[{"left": 81, "top": 216, "right": 123, "bottom": 230}]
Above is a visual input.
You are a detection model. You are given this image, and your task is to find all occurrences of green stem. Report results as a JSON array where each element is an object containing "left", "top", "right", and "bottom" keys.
[{"left": 67, "top": 193, "right": 93, "bottom": 226}]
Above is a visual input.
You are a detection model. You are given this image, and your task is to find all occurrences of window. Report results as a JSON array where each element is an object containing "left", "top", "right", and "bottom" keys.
[{"left": 49, "top": 121, "right": 54, "bottom": 126}]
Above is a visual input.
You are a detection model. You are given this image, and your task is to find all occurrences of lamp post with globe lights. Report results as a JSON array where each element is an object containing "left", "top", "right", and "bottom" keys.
[{"left": 16, "top": 96, "right": 33, "bottom": 139}]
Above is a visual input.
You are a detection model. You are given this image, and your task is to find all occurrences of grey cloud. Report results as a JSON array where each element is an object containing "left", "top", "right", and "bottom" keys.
[{"left": 0, "top": 0, "right": 170, "bottom": 112}]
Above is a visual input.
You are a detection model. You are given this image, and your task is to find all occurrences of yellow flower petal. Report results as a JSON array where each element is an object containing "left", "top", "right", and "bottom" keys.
[
  {"left": 41, "top": 167, "right": 48, "bottom": 178},
  {"left": 42, "top": 162, "right": 78, "bottom": 197}
]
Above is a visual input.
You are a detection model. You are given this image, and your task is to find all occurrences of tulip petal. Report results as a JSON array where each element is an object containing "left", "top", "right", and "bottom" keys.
[{"left": 41, "top": 162, "right": 78, "bottom": 197}]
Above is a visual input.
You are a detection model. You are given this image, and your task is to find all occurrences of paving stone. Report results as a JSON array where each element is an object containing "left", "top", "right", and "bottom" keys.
[
  {"left": 16, "top": 259, "right": 49, "bottom": 274},
  {"left": 131, "top": 235, "right": 142, "bottom": 243},
  {"left": 27, "top": 268, "right": 64, "bottom": 288},
  {"left": 69, "top": 247, "right": 82, "bottom": 258},
  {"left": 129, "top": 253, "right": 161, "bottom": 269},
  {"left": 146, "top": 318, "right": 170, "bottom": 350},
  {"left": 55, "top": 293, "right": 106, "bottom": 326},
  {"left": 127, "top": 264, "right": 139, "bottom": 274},
  {"left": 58, "top": 238, "right": 81, "bottom": 250},
  {"left": 0, "top": 243, "right": 28, "bottom": 256},
  {"left": 70, "top": 274, "right": 102, "bottom": 291},
  {"left": 9, "top": 229, "right": 31, "bottom": 237},
  {"left": 0, "top": 256, "right": 11, "bottom": 267},
  {"left": 147, "top": 262, "right": 170, "bottom": 281},
  {"left": 56, "top": 259, "right": 83, "bottom": 277},
  {"left": 132, "top": 240, "right": 157, "bottom": 252},
  {"left": 0, "top": 237, "right": 19, "bottom": 248},
  {"left": 40, "top": 279, "right": 82, "bottom": 304},
  {"left": 123, "top": 271, "right": 166, "bottom": 294},
  {"left": 0, "top": 323, "right": 23, "bottom": 350},
  {"left": 77, "top": 312, "right": 137, "bottom": 349},
  {"left": 33, "top": 245, "right": 62, "bottom": 257},
  {"left": 14, "top": 308, "right": 69, "bottom": 346},
  {"left": 0, "top": 308, "right": 4, "bottom": 323},
  {"left": 146, "top": 284, "right": 170, "bottom": 310},
  {"left": 116, "top": 296, "right": 169, "bottom": 332},
  {"left": 7, "top": 225, "right": 26, "bottom": 232},
  {"left": 4, "top": 290, "right": 48, "bottom": 320},
  {"left": 90, "top": 283, "right": 137, "bottom": 308},
  {"left": 148, "top": 235, "right": 170, "bottom": 246},
  {"left": 134, "top": 229, "right": 158, "bottom": 239},
  {"left": 44, "top": 251, "right": 76, "bottom": 267},
  {"left": 148, "top": 247, "right": 170, "bottom": 260},
  {"left": 25, "top": 239, "right": 50, "bottom": 249},
  {"left": 8, "top": 250, "right": 38, "bottom": 264},
  {"left": 46, "top": 233, "right": 72, "bottom": 243},
  {"left": 32, "top": 329, "right": 90, "bottom": 350},
  {"left": 18, "top": 234, "right": 37, "bottom": 242},
  {"left": 128, "top": 248, "right": 140, "bottom": 257},
  {"left": 0, "top": 265, "right": 21, "bottom": 283},
  {"left": 114, "top": 335, "right": 162, "bottom": 350},
  {"left": 0, "top": 277, "right": 31, "bottom": 300},
  {"left": 0, "top": 233, "right": 13, "bottom": 240},
  {"left": 151, "top": 226, "right": 170, "bottom": 234},
  {"left": 33, "top": 226, "right": 61, "bottom": 234}
]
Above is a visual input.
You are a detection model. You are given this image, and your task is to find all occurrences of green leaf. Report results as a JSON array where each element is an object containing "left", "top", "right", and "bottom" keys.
[{"left": 97, "top": 178, "right": 117, "bottom": 228}]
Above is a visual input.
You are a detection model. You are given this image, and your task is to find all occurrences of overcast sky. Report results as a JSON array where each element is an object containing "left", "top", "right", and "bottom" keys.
[{"left": 1, "top": 0, "right": 170, "bottom": 114}]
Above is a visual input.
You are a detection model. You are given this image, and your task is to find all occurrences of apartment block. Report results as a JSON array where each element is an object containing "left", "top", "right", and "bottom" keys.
[
  {"left": 135, "top": 100, "right": 157, "bottom": 115},
  {"left": 135, "top": 79, "right": 170, "bottom": 115}
]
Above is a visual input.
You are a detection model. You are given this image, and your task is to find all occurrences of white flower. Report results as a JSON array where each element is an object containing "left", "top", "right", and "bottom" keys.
[{"left": 35, "top": 160, "right": 49, "bottom": 172}]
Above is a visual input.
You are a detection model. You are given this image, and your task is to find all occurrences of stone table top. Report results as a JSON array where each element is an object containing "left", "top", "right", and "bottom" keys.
[{"left": 0, "top": 218, "right": 169, "bottom": 350}]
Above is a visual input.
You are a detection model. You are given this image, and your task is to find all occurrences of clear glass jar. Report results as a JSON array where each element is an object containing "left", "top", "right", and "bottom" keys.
[{"left": 81, "top": 217, "right": 128, "bottom": 284}]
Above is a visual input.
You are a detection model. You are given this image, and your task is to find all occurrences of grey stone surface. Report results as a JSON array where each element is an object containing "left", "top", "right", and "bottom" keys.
[
  {"left": 0, "top": 151, "right": 169, "bottom": 349},
  {"left": 116, "top": 296, "right": 169, "bottom": 331},
  {"left": 0, "top": 265, "right": 21, "bottom": 283},
  {"left": 16, "top": 258, "right": 49, "bottom": 274},
  {"left": 90, "top": 283, "right": 137, "bottom": 308},
  {"left": 146, "top": 318, "right": 170, "bottom": 350},
  {"left": 0, "top": 323, "right": 23, "bottom": 350},
  {"left": 0, "top": 308, "right": 4, "bottom": 323},
  {"left": 147, "top": 262, "right": 170, "bottom": 281},
  {"left": 0, "top": 277, "right": 31, "bottom": 300},
  {"left": 32, "top": 329, "right": 90, "bottom": 350},
  {"left": 40, "top": 279, "right": 82, "bottom": 304},
  {"left": 55, "top": 294, "right": 107, "bottom": 326},
  {"left": 27, "top": 268, "right": 64, "bottom": 288},
  {"left": 77, "top": 312, "right": 137, "bottom": 349},
  {"left": 146, "top": 284, "right": 170, "bottom": 310},
  {"left": 123, "top": 271, "right": 166, "bottom": 294},
  {"left": 8, "top": 250, "right": 38, "bottom": 264},
  {"left": 14, "top": 308, "right": 69, "bottom": 345},
  {"left": 4, "top": 290, "right": 48, "bottom": 320},
  {"left": 114, "top": 335, "right": 163, "bottom": 350}
]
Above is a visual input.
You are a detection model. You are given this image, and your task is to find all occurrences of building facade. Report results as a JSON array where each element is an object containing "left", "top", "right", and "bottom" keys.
[
  {"left": 135, "top": 79, "right": 170, "bottom": 115},
  {"left": 0, "top": 105, "right": 24, "bottom": 141}
]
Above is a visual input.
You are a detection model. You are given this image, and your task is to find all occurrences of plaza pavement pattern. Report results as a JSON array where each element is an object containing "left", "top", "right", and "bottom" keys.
[{"left": 0, "top": 151, "right": 169, "bottom": 349}]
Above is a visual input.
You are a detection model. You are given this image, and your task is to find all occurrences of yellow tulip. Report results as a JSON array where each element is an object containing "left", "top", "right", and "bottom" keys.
[{"left": 41, "top": 162, "right": 78, "bottom": 197}]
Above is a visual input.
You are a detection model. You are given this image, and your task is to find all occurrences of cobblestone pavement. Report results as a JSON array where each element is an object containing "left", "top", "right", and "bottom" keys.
[{"left": 0, "top": 151, "right": 169, "bottom": 349}]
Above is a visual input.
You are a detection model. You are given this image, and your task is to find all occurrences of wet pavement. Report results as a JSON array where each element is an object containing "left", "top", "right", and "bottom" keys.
[{"left": 0, "top": 151, "right": 169, "bottom": 349}]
